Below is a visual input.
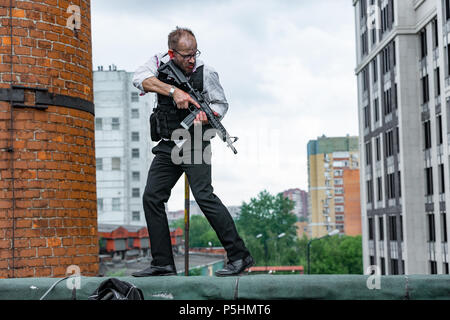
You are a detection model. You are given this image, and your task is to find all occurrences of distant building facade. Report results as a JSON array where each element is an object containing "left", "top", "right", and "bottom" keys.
[
  {"left": 282, "top": 188, "right": 309, "bottom": 220},
  {"left": 307, "top": 135, "right": 361, "bottom": 238},
  {"left": 354, "top": 0, "right": 450, "bottom": 275},
  {"left": 94, "top": 65, "right": 154, "bottom": 226}
]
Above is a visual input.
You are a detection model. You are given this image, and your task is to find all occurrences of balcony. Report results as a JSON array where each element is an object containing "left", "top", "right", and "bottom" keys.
[{"left": 0, "top": 274, "right": 450, "bottom": 300}]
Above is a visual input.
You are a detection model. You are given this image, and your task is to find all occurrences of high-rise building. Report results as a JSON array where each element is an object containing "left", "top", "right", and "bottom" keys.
[
  {"left": 282, "top": 188, "right": 309, "bottom": 220},
  {"left": 94, "top": 66, "right": 154, "bottom": 226},
  {"left": 353, "top": 0, "right": 450, "bottom": 274},
  {"left": 307, "top": 135, "right": 360, "bottom": 238}
]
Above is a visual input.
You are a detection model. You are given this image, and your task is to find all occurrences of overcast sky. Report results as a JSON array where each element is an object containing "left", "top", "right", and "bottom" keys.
[{"left": 91, "top": 0, "right": 359, "bottom": 212}]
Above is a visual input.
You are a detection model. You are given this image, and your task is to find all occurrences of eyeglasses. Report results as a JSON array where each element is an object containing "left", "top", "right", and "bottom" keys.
[{"left": 173, "top": 49, "right": 201, "bottom": 60}]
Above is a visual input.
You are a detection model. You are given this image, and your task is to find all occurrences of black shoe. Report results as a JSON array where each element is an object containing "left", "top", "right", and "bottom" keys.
[
  {"left": 215, "top": 255, "right": 255, "bottom": 277},
  {"left": 131, "top": 265, "right": 177, "bottom": 277}
]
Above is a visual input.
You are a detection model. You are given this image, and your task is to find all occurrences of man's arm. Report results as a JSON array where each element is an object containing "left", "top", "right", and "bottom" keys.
[
  {"left": 143, "top": 76, "right": 200, "bottom": 110},
  {"left": 132, "top": 54, "right": 200, "bottom": 110},
  {"left": 203, "top": 65, "right": 229, "bottom": 121}
]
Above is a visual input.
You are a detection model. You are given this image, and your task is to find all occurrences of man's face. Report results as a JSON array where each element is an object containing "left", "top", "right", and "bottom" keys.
[{"left": 169, "top": 35, "right": 198, "bottom": 75}]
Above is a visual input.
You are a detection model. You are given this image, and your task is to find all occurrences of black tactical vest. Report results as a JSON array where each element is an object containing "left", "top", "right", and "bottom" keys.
[{"left": 153, "top": 62, "right": 205, "bottom": 140}]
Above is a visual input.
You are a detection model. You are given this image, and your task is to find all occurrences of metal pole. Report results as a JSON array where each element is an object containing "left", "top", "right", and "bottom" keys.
[
  {"left": 307, "top": 240, "right": 312, "bottom": 274},
  {"left": 184, "top": 174, "right": 190, "bottom": 276}
]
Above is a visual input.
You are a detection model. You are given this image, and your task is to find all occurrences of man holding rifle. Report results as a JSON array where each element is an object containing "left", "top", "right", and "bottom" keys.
[{"left": 131, "top": 27, "right": 253, "bottom": 277}]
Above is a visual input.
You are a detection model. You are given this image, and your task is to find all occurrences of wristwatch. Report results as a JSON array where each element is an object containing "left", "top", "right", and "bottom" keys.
[{"left": 168, "top": 86, "right": 175, "bottom": 97}]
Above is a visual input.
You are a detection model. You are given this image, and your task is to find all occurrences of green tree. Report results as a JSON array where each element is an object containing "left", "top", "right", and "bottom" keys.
[
  {"left": 308, "top": 235, "right": 363, "bottom": 274},
  {"left": 171, "top": 215, "right": 221, "bottom": 248},
  {"left": 236, "top": 190, "right": 298, "bottom": 267}
]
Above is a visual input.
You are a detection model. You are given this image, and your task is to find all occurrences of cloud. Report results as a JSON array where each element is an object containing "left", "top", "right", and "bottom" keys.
[{"left": 91, "top": 0, "right": 359, "bottom": 211}]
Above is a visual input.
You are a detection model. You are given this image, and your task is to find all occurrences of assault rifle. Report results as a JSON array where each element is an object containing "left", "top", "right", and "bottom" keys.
[{"left": 158, "top": 60, "right": 239, "bottom": 154}]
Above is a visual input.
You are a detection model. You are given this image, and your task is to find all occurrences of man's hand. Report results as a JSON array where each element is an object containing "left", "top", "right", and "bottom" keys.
[
  {"left": 172, "top": 88, "right": 219, "bottom": 125},
  {"left": 194, "top": 110, "right": 220, "bottom": 125},
  {"left": 173, "top": 87, "right": 200, "bottom": 110}
]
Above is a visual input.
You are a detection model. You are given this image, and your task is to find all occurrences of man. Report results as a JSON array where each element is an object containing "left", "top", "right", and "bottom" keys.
[{"left": 131, "top": 27, "right": 254, "bottom": 277}]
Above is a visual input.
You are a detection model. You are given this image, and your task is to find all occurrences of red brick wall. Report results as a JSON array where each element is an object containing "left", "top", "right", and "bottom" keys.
[
  {"left": 0, "top": 0, "right": 98, "bottom": 278},
  {"left": 343, "top": 169, "right": 362, "bottom": 236}
]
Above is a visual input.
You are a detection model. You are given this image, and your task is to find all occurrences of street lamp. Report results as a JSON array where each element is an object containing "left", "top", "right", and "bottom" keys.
[
  {"left": 307, "top": 229, "right": 340, "bottom": 274},
  {"left": 256, "top": 232, "right": 286, "bottom": 269}
]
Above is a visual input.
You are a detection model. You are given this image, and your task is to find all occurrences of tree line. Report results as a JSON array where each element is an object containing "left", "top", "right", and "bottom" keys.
[{"left": 171, "top": 190, "right": 363, "bottom": 274}]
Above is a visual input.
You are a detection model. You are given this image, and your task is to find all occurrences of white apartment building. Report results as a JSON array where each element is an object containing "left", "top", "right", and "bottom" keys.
[
  {"left": 354, "top": 0, "right": 449, "bottom": 274},
  {"left": 94, "top": 65, "right": 154, "bottom": 226}
]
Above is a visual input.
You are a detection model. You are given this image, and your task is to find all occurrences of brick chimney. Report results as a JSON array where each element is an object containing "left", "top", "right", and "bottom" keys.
[{"left": 0, "top": 0, "right": 98, "bottom": 278}]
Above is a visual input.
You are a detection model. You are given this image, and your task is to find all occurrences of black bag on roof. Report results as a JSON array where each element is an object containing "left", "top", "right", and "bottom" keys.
[{"left": 88, "top": 278, "right": 144, "bottom": 300}]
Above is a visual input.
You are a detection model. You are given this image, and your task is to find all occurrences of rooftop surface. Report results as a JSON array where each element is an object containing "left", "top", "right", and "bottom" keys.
[{"left": 1, "top": 274, "right": 449, "bottom": 300}]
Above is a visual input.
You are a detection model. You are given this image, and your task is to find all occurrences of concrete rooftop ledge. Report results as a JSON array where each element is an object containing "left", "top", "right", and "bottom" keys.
[{"left": 0, "top": 275, "right": 449, "bottom": 300}]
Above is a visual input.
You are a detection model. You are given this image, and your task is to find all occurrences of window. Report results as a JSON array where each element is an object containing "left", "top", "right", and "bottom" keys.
[
  {"left": 365, "top": 141, "right": 372, "bottom": 166},
  {"left": 131, "top": 109, "right": 139, "bottom": 119},
  {"left": 432, "top": 18, "right": 439, "bottom": 49},
  {"left": 363, "top": 105, "right": 370, "bottom": 129},
  {"left": 131, "top": 92, "right": 139, "bottom": 102},
  {"left": 112, "top": 157, "right": 121, "bottom": 171},
  {"left": 439, "top": 164, "right": 445, "bottom": 194},
  {"left": 96, "top": 158, "right": 103, "bottom": 171},
  {"left": 95, "top": 118, "right": 102, "bottom": 130},
  {"left": 334, "top": 169, "right": 343, "bottom": 177},
  {"left": 441, "top": 212, "right": 448, "bottom": 242},
  {"left": 372, "top": 58, "right": 378, "bottom": 83},
  {"left": 425, "top": 167, "right": 434, "bottom": 196},
  {"left": 132, "top": 188, "right": 140, "bottom": 198},
  {"left": 421, "top": 75, "right": 429, "bottom": 104},
  {"left": 389, "top": 215, "right": 397, "bottom": 241},
  {"left": 132, "top": 171, "right": 140, "bottom": 181},
  {"left": 377, "top": 176, "right": 383, "bottom": 201},
  {"left": 97, "top": 198, "right": 103, "bottom": 211},
  {"left": 368, "top": 217, "right": 374, "bottom": 240},
  {"left": 360, "top": 0, "right": 367, "bottom": 19},
  {"left": 367, "top": 180, "right": 373, "bottom": 204},
  {"left": 383, "top": 88, "right": 392, "bottom": 115},
  {"left": 131, "top": 132, "right": 139, "bottom": 142},
  {"left": 362, "top": 67, "right": 369, "bottom": 92},
  {"left": 335, "top": 205, "right": 344, "bottom": 213},
  {"left": 398, "top": 171, "right": 402, "bottom": 198},
  {"left": 430, "top": 261, "right": 438, "bottom": 274},
  {"left": 334, "top": 196, "right": 344, "bottom": 203},
  {"left": 427, "top": 213, "right": 436, "bottom": 242},
  {"left": 447, "top": 0, "right": 450, "bottom": 21},
  {"left": 112, "top": 118, "right": 120, "bottom": 130},
  {"left": 420, "top": 28, "right": 427, "bottom": 59},
  {"left": 132, "top": 148, "right": 140, "bottom": 158},
  {"left": 437, "top": 115, "right": 443, "bottom": 145},
  {"left": 334, "top": 178, "right": 343, "bottom": 186},
  {"left": 374, "top": 98, "right": 380, "bottom": 122},
  {"left": 132, "top": 211, "right": 140, "bottom": 221},
  {"left": 380, "top": 257, "right": 386, "bottom": 275},
  {"left": 112, "top": 198, "right": 120, "bottom": 211},
  {"left": 379, "top": 216, "right": 384, "bottom": 241},
  {"left": 336, "top": 214, "right": 344, "bottom": 221},
  {"left": 423, "top": 120, "right": 432, "bottom": 150},
  {"left": 335, "top": 187, "right": 344, "bottom": 194},
  {"left": 391, "top": 258, "right": 399, "bottom": 275},
  {"left": 386, "top": 173, "right": 396, "bottom": 199},
  {"left": 361, "top": 31, "right": 368, "bottom": 56},
  {"left": 395, "top": 126, "right": 400, "bottom": 154},
  {"left": 384, "top": 130, "right": 394, "bottom": 157},
  {"left": 375, "top": 136, "right": 381, "bottom": 161}
]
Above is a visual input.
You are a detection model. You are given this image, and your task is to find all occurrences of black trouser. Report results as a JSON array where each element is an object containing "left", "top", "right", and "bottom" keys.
[{"left": 142, "top": 138, "right": 250, "bottom": 267}]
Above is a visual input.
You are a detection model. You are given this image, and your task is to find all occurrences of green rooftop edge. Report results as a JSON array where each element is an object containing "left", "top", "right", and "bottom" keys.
[{"left": 0, "top": 275, "right": 449, "bottom": 300}]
